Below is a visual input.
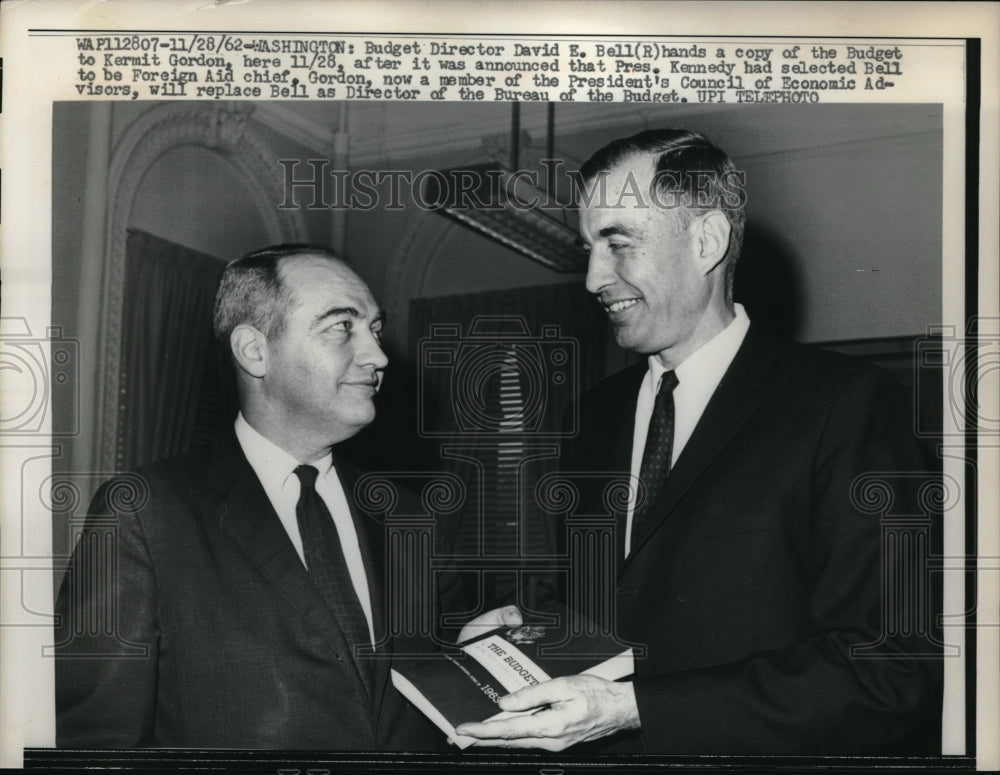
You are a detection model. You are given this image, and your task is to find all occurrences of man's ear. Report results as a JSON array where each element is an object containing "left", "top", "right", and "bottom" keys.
[
  {"left": 230, "top": 324, "right": 268, "bottom": 378},
  {"left": 693, "top": 210, "right": 732, "bottom": 276}
]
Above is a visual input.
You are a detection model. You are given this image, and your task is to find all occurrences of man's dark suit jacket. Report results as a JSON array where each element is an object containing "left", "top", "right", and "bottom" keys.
[
  {"left": 54, "top": 431, "right": 440, "bottom": 750},
  {"left": 566, "top": 326, "right": 942, "bottom": 755}
]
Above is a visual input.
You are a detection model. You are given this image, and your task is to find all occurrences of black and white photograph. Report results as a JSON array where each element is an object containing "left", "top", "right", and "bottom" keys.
[
  {"left": 0, "top": 2, "right": 997, "bottom": 772},
  {"left": 42, "top": 96, "right": 957, "bottom": 765}
]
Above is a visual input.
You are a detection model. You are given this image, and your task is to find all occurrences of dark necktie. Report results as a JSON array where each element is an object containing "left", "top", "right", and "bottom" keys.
[
  {"left": 293, "top": 464, "right": 375, "bottom": 694},
  {"left": 631, "top": 370, "right": 679, "bottom": 549}
]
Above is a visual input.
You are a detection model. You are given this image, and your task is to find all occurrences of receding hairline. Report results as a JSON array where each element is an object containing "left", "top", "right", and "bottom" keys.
[
  {"left": 274, "top": 252, "right": 381, "bottom": 321},
  {"left": 274, "top": 251, "right": 368, "bottom": 296},
  {"left": 273, "top": 249, "right": 352, "bottom": 274},
  {"left": 613, "top": 148, "right": 658, "bottom": 173},
  {"left": 223, "top": 245, "right": 352, "bottom": 282},
  {"left": 581, "top": 148, "right": 657, "bottom": 187}
]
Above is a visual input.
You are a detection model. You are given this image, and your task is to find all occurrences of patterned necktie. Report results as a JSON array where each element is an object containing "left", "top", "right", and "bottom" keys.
[
  {"left": 293, "top": 464, "right": 375, "bottom": 695},
  {"left": 632, "top": 371, "right": 679, "bottom": 549}
]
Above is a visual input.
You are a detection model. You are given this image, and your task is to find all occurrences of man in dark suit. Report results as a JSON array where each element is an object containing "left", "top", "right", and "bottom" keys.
[
  {"left": 55, "top": 245, "right": 438, "bottom": 749},
  {"left": 456, "top": 130, "right": 942, "bottom": 754}
]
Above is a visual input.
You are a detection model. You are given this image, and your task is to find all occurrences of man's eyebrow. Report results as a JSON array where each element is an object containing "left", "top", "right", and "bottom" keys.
[
  {"left": 598, "top": 225, "right": 634, "bottom": 239},
  {"left": 577, "top": 225, "right": 635, "bottom": 247},
  {"left": 313, "top": 306, "right": 360, "bottom": 326},
  {"left": 313, "top": 307, "right": 387, "bottom": 328}
]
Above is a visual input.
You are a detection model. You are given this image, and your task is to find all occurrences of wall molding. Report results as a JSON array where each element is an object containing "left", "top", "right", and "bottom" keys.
[
  {"left": 96, "top": 102, "right": 306, "bottom": 470},
  {"left": 381, "top": 209, "right": 453, "bottom": 353}
]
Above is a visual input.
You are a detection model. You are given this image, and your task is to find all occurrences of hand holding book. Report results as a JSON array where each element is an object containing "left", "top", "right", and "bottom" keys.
[
  {"left": 456, "top": 604, "right": 523, "bottom": 644},
  {"left": 391, "top": 604, "right": 635, "bottom": 749},
  {"left": 454, "top": 673, "right": 640, "bottom": 751}
]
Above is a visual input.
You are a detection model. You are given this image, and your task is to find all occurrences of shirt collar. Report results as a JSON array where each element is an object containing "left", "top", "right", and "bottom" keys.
[
  {"left": 647, "top": 303, "right": 751, "bottom": 392},
  {"left": 235, "top": 412, "right": 334, "bottom": 492}
]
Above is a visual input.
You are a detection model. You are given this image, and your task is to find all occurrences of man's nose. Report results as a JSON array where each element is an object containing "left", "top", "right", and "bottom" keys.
[
  {"left": 585, "top": 248, "right": 612, "bottom": 295},
  {"left": 360, "top": 332, "right": 389, "bottom": 371}
]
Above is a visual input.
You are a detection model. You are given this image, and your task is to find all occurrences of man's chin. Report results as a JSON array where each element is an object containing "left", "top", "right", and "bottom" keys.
[
  {"left": 333, "top": 398, "right": 377, "bottom": 429},
  {"left": 357, "top": 402, "right": 378, "bottom": 426},
  {"left": 612, "top": 326, "right": 646, "bottom": 353}
]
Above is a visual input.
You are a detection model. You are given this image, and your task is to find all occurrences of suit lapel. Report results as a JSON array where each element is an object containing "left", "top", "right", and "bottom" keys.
[
  {"left": 624, "top": 327, "right": 778, "bottom": 563},
  {"left": 336, "top": 460, "right": 386, "bottom": 639},
  {"left": 588, "top": 365, "right": 644, "bottom": 475},
  {"left": 335, "top": 458, "right": 393, "bottom": 709},
  {"left": 598, "top": 366, "right": 645, "bottom": 563},
  {"left": 204, "top": 433, "right": 356, "bottom": 666}
]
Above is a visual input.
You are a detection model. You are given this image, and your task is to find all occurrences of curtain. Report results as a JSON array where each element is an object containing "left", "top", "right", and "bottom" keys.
[
  {"left": 408, "top": 282, "right": 608, "bottom": 610},
  {"left": 116, "top": 230, "right": 230, "bottom": 471}
]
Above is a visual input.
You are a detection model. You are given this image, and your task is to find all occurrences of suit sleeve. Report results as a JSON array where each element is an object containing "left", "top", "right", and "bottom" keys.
[
  {"left": 55, "top": 479, "right": 159, "bottom": 747},
  {"left": 630, "top": 367, "right": 942, "bottom": 754}
]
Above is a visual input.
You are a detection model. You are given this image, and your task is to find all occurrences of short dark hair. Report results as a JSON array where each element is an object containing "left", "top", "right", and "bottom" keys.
[
  {"left": 579, "top": 129, "right": 747, "bottom": 300},
  {"left": 212, "top": 244, "right": 341, "bottom": 353}
]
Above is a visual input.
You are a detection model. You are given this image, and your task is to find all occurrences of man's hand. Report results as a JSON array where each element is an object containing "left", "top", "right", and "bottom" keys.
[
  {"left": 454, "top": 675, "right": 640, "bottom": 751},
  {"left": 457, "top": 605, "right": 522, "bottom": 644}
]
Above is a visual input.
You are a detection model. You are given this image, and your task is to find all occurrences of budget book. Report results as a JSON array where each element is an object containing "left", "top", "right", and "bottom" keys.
[{"left": 391, "top": 608, "right": 634, "bottom": 748}]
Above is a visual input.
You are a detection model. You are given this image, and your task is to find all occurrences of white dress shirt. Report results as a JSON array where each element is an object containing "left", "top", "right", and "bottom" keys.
[
  {"left": 625, "top": 304, "right": 751, "bottom": 555},
  {"left": 235, "top": 413, "right": 375, "bottom": 645}
]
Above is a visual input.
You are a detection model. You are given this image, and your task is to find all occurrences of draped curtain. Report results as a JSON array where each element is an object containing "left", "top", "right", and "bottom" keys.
[
  {"left": 410, "top": 281, "right": 610, "bottom": 427},
  {"left": 116, "top": 229, "right": 231, "bottom": 471},
  {"left": 408, "top": 281, "right": 608, "bottom": 610}
]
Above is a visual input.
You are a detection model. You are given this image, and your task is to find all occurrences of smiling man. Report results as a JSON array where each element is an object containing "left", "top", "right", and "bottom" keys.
[
  {"left": 455, "top": 130, "right": 941, "bottom": 755},
  {"left": 55, "top": 245, "right": 437, "bottom": 750}
]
